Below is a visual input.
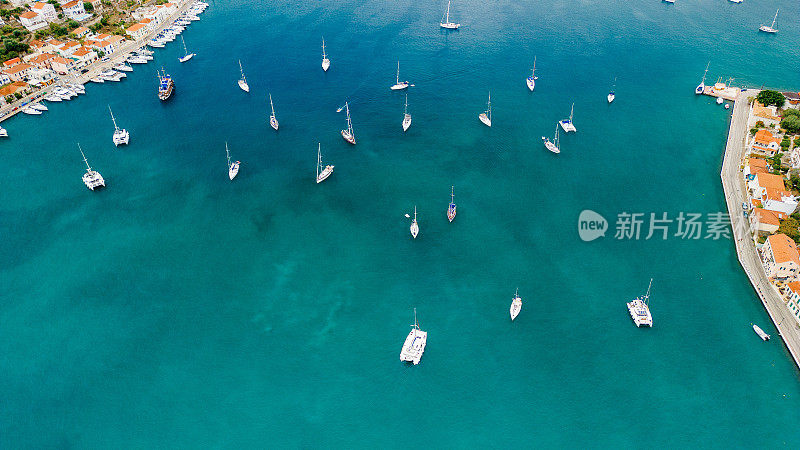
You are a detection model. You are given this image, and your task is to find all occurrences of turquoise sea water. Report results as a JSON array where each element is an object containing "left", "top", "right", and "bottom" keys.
[{"left": 3, "top": 0, "right": 800, "bottom": 446}]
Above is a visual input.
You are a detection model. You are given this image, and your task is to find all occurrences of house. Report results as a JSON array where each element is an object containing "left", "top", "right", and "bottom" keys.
[
  {"left": 762, "top": 233, "right": 800, "bottom": 280},
  {"left": 27, "top": 52, "right": 56, "bottom": 69},
  {"left": 31, "top": 2, "right": 57, "bottom": 22},
  {"left": 785, "top": 282, "right": 800, "bottom": 325},
  {"left": 49, "top": 56, "right": 75, "bottom": 74},
  {"left": 0, "top": 81, "right": 30, "bottom": 97},
  {"left": 750, "top": 208, "right": 781, "bottom": 235},
  {"left": 28, "top": 39, "right": 46, "bottom": 54},
  {"left": 71, "top": 46, "right": 98, "bottom": 65},
  {"left": 43, "top": 39, "right": 63, "bottom": 53},
  {"left": 27, "top": 67, "right": 56, "bottom": 85},
  {"left": 2, "top": 57, "right": 21, "bottom": 69},
  {"left": 126, "top": 23, "right": 148, "bottom": 41},
  {"left": 782, "top": 92, "right": 800, "bottom": 107},
  {"left": 748, "top": 172, "right": 798, "bottom": 216},
  {"left": 0, "top": 71, "right": 10, "bottom": 85},
  {"left": 56, "top": 40, "right": 80, "bottom": 57},
  {"left": 62, "top": 0, "right": 90, "bottom": 21},
  {"left": 753, "top": 101, "right": 782, "bottom": 126},
  {"left": 106, "top": 35, "right": 125, "bottom": 48},
  {"left": 5, "top": 63, "right": 34, "bottom": 81},
  {"left": 72, "top": 26, "right": 90, "bottom": 38},
  {"left": 751, "top": 129, "right": 781, "bottom": 155},
  {"left": 744, "top": 157, "right": 769, "bottom": 177},
  {"left": 19, "top": 11, "right": 47, "bottom": 32}
]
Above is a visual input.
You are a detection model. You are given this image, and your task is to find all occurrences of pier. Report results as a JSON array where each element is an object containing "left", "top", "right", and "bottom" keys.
[{"left": 721, "top": 89, "right": 800, "bottom": 371}]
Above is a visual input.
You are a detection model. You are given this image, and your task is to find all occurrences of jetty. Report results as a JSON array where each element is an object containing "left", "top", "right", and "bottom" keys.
[{"left": 720, "top": 89, "right": 800, "bottom": 371}]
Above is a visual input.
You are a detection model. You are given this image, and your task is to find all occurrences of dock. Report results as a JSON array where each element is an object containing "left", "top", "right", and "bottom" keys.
[{"left": 720, "top": 89, "right": 800, "bottom": 371}]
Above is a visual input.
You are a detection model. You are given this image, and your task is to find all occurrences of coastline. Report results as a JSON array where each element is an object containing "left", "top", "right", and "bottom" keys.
[{"left": 721, "top": 89, "right": 800, "bottom": 371}]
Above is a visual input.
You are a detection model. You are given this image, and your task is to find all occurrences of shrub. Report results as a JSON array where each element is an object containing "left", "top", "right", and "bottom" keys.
[
  {"left": 755, "top": 120, "right": 765, "bottom": 128},
  {"left": 783, "top": 109, "right": 800, "bottom": 119},
  {"left": 757, "top": 90, "right": 786, "bottom": 108},
  {"left": 782, "top": 116, "right": 800, "bottom": 134}
]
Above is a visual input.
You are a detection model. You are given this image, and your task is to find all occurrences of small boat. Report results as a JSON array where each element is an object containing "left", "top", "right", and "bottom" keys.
[
  {"left": 31, "top": 103, "right": 48, "bottom": 111},
  {"left": 138, "top": 48, "right": 154, "bottom": 56},
  {"left": 526, "top": 56, "right": 537, "bottom": 91},
  {"left": 752, "top": 324, "right": 770, "bottom": 341},
  {"left": 158, "top": 68, "right": 174, "bottom": 101},
  {"left": 510, "top": 288, "right": 522, "bottom": 321},
  {"left": 716, "top": 97, "right": 724, "bottom": 105},
  {"left": 340, "top": 101, "right": 356, "bottom": 144},
  {"left": 321, "top": 37, "right": 330, "bottom": 72},
  {"left": 663, "top": 0, "right": 674, "bottom": 3},
  {"left": 44, "top": 94, "right": 62, "bottom": 102},
  {"left": 148, "top": 40, "right": 165, "bottom": 48},
  {"left": 729, "top": 0, "right": 742, "bottom": 3},
  {"left": 399, "top": 308, "right": 427, "bottom": 365},
  {"left": 390, "top": 60, "right": 409, "bottom": 90},
  {"left": 316, "top": 143, "right": 334, "bottom": 183},
  {"left": 439, "top": 0, "right": 460, "bottom": 29},
  {"left": 627, "top": 278, "right": 653, "bottom": 327},
  {"left": 542, "top": 123, "right": 560, "bottom": 154},
  {"left": 447, "top": 185, "right": 456, "bottom": 222},
  {"left": 607, "top": 78, "right": 616, "bottom": 103},
  {"left": 695, "top": 61, "right": 709, "bottom": 94},
  {"left": 22, "top": 106, "right": 42, "bottom": 115},
  {"left": 68, "top": 84, "right": 85, "bottom": 94},
  {"left": 237, "top": 60, "right": 249, "bottom": 92},
  {"left": 128, "top": 56, "right": 148, "bottom": 64},
  {"left": 759, "top": 9, "right": 778, "bottom": 33},
  {"left": 410, "top": 206, "right": 419, "bottom": 238},
  {"left": 114, "top": 62, "right": 133, "bottom": 72},
  {"left": 90, "top": 77, "right": 105, "bottom": 83},
  {"left": 78, "top": 143, "right": 105, "bottom": 190},
  {"left": 559, "top": 102, "right": 577, "bottom": 132},
  {"left": 179, "top": 35, "right": 195, "bottom": 62},
  {"left": 478, "top": 91, "right": 492, "bottom": 127},
  {"left": 225, "top": 142, "right": 240, "bottom": 180},
  {"left": 109, "top": 105, "right": 129, "bottom": 146},
  {"left": 725, "top": 103, "right": 730, "bottom": 110},
  {"left": 402, "top": 94, "right": 412, "bottom": 132},
  {"left": 268, "top": 93, "right": 279, "bottom": 130},
  {"left": 0, "top": 126, "right": 7, "bottom": 137}
]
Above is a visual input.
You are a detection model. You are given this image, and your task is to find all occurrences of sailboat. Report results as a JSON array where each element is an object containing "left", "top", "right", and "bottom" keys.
[
  {"left": 179, "top": 35, "right": 195, "bottom": 62},
  {"left": 510, "top": 288, "right": 522, "bottom": 321},
  {"left": 478, "top": 91, "right": 492, "bottom": 127},
  {"left": 695, "top": 62, "right": 709, "bottom": 94},
  {"left": 78, "top": 143, "right": 105, "bottom": 190},
  {"left": 439, "top": 0, "right": 460, "bottom": 29},
  {"left": 225, "top": 142, "right": 240, "bottom": 180},
  {"left": 526, "top": 56, "right": 537, "bottom": 91},
  {"left": 759, "top": 9, "right": 778, "bottom": 33},
  {"left": 108, "top": 105, "right": 129, "bottom": 146},
  {"left": 390, "top": 60, "right": 409, "bottom": 90},
  {"left": 321, "top": 37, "right": 330, "bottom": 72},
  {"left": 399, "top": 308, "right": 427, "bottom": 365},
  {"left": 237, "top": 60, "right": 249, "bottom": 92},
  {"left": 607, "top": 77, "right": 616, "bottom": 103},
  {"left": 559, "top": 103, "right": 576, "bottom": 132},
  {"left": 316, "top": 143, "right": 334, "bottom": 183},
  {"left": 542, "top": 123, "right": 560, "bottom": 154},
  {"left": 268, "top": 93, "right": 279, "bottom": 130},
  {"left": 340, "top": 101, "right": 356, "bottom": 144},
  {"left": 627, "top": 278, "right": 653, "bottom": 327},
  {"left": 447, "top": 186, "right": 456, "bottom": 222},
  {"left": 402, "top": 94, "right": 412, "bottom": 132},
  {"left": 410, "top": 206, "right": 419, "bottom": 238}
]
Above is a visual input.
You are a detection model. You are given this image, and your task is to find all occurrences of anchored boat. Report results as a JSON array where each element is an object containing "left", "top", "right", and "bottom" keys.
[
  {"left": 447, "top": 186, "right": 456, "bottom": 222},
  {"left": 225, "top": 142, "right": 240, "bottom": 180},
  {"left": 439, "top": 0, "right": 460, "bottom": 29},
  {"left": 108, "top": 105, "right": 129, "bottom": 146},
  {"left": 627, "top": 279, "right": 653, "bottom": 327},
  {"left": 339, "top": 101, "right": 356, "bottom": 144},
  {"left": 78, "top": 143, "right": 105, "bottom": 190},
  {"left": 399, "top": 308, "right": 427, "bottom": 365},
  {"left": 316, "top": 143, "right": 334, "bottom": 183},
  {"left": 402, "top": 94, "right": 412, "bottom": 132},
  {"left": 526, "top": 56, "right": 537, "bottom": 91},
  {"left": 321, "top": 37, "right": 330, "bottom": 72},
  {"left": 753, "top": 324, "right": 770, "bottom": 341},
  {"left": 510, "top": 288, "right": 522, "bottom": 321},
  {"left": 158, "top": 68, "right": 174, "bottom": 101},
  {"left": 478, "top": 91, "right": 492, "bottom": 127}
]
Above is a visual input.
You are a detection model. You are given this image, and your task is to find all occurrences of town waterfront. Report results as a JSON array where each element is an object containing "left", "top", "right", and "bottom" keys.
[{"left": 2, "top": 0, "right": 800, "bottom": 446}]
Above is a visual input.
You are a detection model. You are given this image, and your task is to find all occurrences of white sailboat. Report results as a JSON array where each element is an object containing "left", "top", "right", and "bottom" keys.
[
  {"left": 759, "top": 9, "right": 778, "bottom": 33},
  {"left": 510, "top": 288, "right": 522, "bottom": 321},
  {"left": 108, "top": 105, "right": 129, "bottom": 146},
  {"left": 542, "top": 123, "right": 560, "bottom": 154},
  {"left": 225, "top": 142, "right": 240, "bottom": 180},
  {"left": 559, "top": 103, "right": 576, "bottom": 132},
  {"left": 410, "top": 206, "right": 419, "bottom": 238},
  {"left": 478, "top": 91, "right": 492, "bottom": 127},
  {"left": 78, "top": 143, "right": 105, "bottom": 190},
  {"left": 399, "top": 308, "right": 427, "bottom": 365},
  {"left": 402, "top": 94, "right": 412, "bottom": 132},
  {"left": 447, "top": 186, "right": 456, "bottom": 222},
  {"left": 268, "top": 93, "right": 279, "bottom": 130},
  {"left": 695, "top": 61, "right": 709, "bottom": 94},
  {"left": 627, "top": 278, "right": 653, "bottom": 327},
  {"left": 179, "top": 35, "right": 195, "bottom": 62},
  {"left": 321, "top": 37, "right": 330, "bottom": 72},
  {"left": 340, "top": 101, "right": 356, "bottom": 144},
  {"left": 237, "top": 60, "right": 249, "bottom": 92},
  {"left": 526, "top": 56, "right": 537, "bottom": 91},
  {"left": 607, "top": 77, "right": 616, "bottom": 103},
  {"left": 390, "top": 60, "right": 409, "bottom": 90},
  {"left": 439, "top": 0, "right": 460, "bottom": 29},
  {"left": 316, "top": 143, "right": 334, "bottom": 183}
]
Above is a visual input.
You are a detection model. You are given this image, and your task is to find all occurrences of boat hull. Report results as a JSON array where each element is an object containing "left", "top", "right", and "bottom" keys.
[
  {"left": 341, "top": 130, "right": 356, "bottom": 145},
  {"left": 440, "top": 23, "right": 460, "bottom": 29},
  {"left": 229, "top": 161, "right": 240, "bottom": 180},
  {"left": 402, "top": 114, "right": 411, "bottom": 132},
  {"left": 543, "top": 138, "right": 560, "bottom": 154},
  {"left": 448, "top": 204, "right": 456, "bottom": 222},
  {"left": 607, "top": 93, "right": 615, "bottom": 103},
  {"left": 322, "top": 59, "right": 330, "bottom": 71},
  {"left": 270, "top": 116, "right": 279, "bottom": 130},
  {"left": 179, "top": 53, "right": 195, "bottom": 63},
  {"left": 238, "top": 80, "right": 250, "bottom": 92},
  {"left": 316, "top": 165, "right": 334, "bottom": 183},
  {"left": 410, "top": 221, "right": 419, "bottom": 238},
  {"left": 390, "top": 82, "right": 409, "bottom": 90},
  {"left": 510, "top": 298, "right": 522, "bottom": 321},
  {"left": 559, "top": 120, "right": 576, "bottom": 133},
  {"left": 526, "top": 77, "right": 535, "bottom": 91},
  {"left": 478, "top": 113, "right": 491, "bottom": 127}
]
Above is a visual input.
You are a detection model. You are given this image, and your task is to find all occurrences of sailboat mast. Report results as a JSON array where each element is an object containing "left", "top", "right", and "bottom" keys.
[
  {"left": 322, "top": 38, "right": 326, "bottom": 57},
  {"left": 181, "top": 35, "right": 187, "bottom": 55},
  {"left": 269, "top": 94, "right": 275, "bottom": 116},
  {"left": 108, "top": 106, "right": 118, "bottom": 130},
  {"left": 446, "top": 1, "right": 450, "bottom": 22},
  {"left": 396, "top": 61, "right": 400, "bottom": 84},
  {"left": 645, "top": 278, "right": 652, "bottom": 303},
  {"left": 772, "top": 9, "right": 778, "bottom": 28},
  {"left": 569, "top": 103, "right": 574, "bottom": 122},
  {"left": 451, "top": 185, "right": 454, "bottom": 202},
  {"left": 532, "top": 55, "right": 536, "bottom": 77},
  {"left": 346, "top": 103, "right": 352, "bottom": 133},
  {"left": 239, "top": 60, "right": 245, "bottom": 82},
  {"left": 78, "top": 143, "right": 91, "bottom": 171},
  {"left": 225, "top": 142, "right": 231, "bottom": 167},
  {"left": 487, "top": 91, "right": 491, "bottom": 120},
  {"left": 404, "top": 94, "right": 408, "bottom": 115},
  {"left": 317, "top": 143, "right": 321, "bottom": 179}
]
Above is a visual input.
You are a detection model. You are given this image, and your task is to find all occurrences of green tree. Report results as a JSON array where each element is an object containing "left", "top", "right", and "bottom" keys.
[
  {"left": 755, "top": 120, "right": 765, "bottom": 128},
  {"left": 757, "top": 90, "right": 786, "bottom": 108},
  {"left": 13, "top": 92, "right": 21, "bottom": 99},
  {"left": 750, "top": 128, "right": 759, "bottom": 136},
  {"left": 782, "top": 116, "right": 800, "bottom": 134},
  {"left": 772, "top": 152, "right": 783, "bottom": 172},
  {"left": 779, "top": 217, "right": 800, "bottom": 243},
  {"left": 83, "top": 1, "right": 93, "bottom": 11},
  {"left": 67, "top": 19, "right": 79, "bottom": 30},
  {"left": 791, "top": 175, "right": 800, "bottom": 193}
]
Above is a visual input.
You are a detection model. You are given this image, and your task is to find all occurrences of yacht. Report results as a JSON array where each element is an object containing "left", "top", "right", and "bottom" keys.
[
  {"left": 128, "top": 55, "right": 148, "bottom": 64},
  {"left": 752, "top": 324, "right": 770, "bottom": 341},
  {"left": 31, "top": 103, "right": 48, "bottom": 111},
  {"left": 237, "top": 60, "right": 249, "bottom": 92},
  {"left": 447, "top": 186, "right": 456, "bottom": 222},
  {"left": 90, "top": 76, "right": 105, "bottom": 83},
  {"left": 390, "top": 60, "right": 409, "bottom": 90},
  {"left": 542, "top": 123, "right": 560, "bottom": 154},
  {"left": 339, "top": 102, "right": 355, "bottom": 144},
  {"left": 226, "top": 142, "right": 240, "bottom": 180},
  {"left": 158, "top": 68, "right": 174, "bottom": 101},
  {"left": 478, "top": 91, "right": 492, "bottom": 127},
  {"left": 510, "top": 288, "right": 522, "bottom": 321},
  {"left": 321, "top": 37, "right": 330, "bottom": 72},
  {"left": 179, "top": 35, "right": 195, "bottom": 63},
  {"left": 0, "top": 126, "right": 7, "bottom": 137},
  {"left": 268, "top": 93, "right": 279, "bottom": 130},
  {"left": 402, "top": 94, "right": 412, "bottom": 132},
  {"left": 316, "top": 143, "right": 334, "bottom": 183},
  {"left": 109, "top": 106, "right": 129, "bottom": 146},
  {"left": 559, "top": 103, "right": 576, "bottom": 132},
  {"left": 78, "top": 144, "right": 105, "bottom": 190},
  {"left": 759, "top": 9, "right": 778, "bottom": 33},
  {"left": 439, "top": 0, "right": 460, "bottom": 29},
  {"left": 607, "top": 77, "right": 616, "bottom": 103},
  {"left": 526, "top": 56, "right": 537, "bottom": 91},
  {"left": 114, "top": 62, "right": 133, "bottom": 72},
  {"left": 22, "top": 106, "right": 42, "bottom": 115},
  {"left": 627, "top": 279, "right": 653, "bottom": 327},
  {"left": 44, "top": 93, "right": 62, "bottom": 102},
  {"left": 695, "top": 62, "right": 709, "bottom": 94},
  {"left": 68, "top": 83, "right": 85, "bottom": 94},
  {"left": 410, "top": 206, "right": 419, "bottom": 238},
  {"left": 399, "top": 308, "right": 427, "bottom": 365}
]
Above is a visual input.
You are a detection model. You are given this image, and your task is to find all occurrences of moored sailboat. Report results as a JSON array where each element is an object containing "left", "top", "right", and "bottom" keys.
[
  {"left": 478, "top": 91, "right": 492, "bottom": 127},
  {"left": 179, "top": 35, "right": 195, "bottom": 62},
  {"left": 390, "top": 60, "right": 409, "bottom": 90},
  {"left": 316, "top": 143, "right": 334, "bottom": 183},
  {"left": 439, "top": 0, "right": 460, "bottom": 29},
  {"left": 526, "top": 56, "right": 537, "bottom": 91},
  {"left": 607, "top": 77, "right": 616, "bottom": 103},
  {"left": 510, "top": 288, "right": 522, "bottom": 321},
  {"left": 447, "top": 185, "right": 456, "bottom": 222},
  {"left": 268, "top": 93, "right": 279, "bottom": 130},
  {"left": 108, "top": 105, "right": 129, "bottom": 146},
  {"left": 399, "top": 308, "right": 427, "bottom": 365},
  {"left": 627, "top": 278, "right": 653, "bottom": 327},
  {"left": 542, "top": 123, "right": 560, "bottom": 154},
  {"left": 339, "top": 101, "right": 356, "bottom": 144},
  {"left": 695, "top": 62, "right": 709, "bottom": 94},
  {"left": 559, "top": 103, "right": 576, "bottom": 132},
  {"left": 237, "top": 60, "right": 249, "bottom": 92},
  {"left": 225, "top": 142, "right": 240, "bottom": 180},
  {"left": 78, "top": 143, "right": 105, "bottom": 190},
  {"left": 321, "top": 37, "right": 330, "bottom": 71},
  {"left": 759, "top": 9, "right": 778, "bottom": 33},
  {"left": 402, "top": 94, "right": 412, "bottom": 132},
  {"left": 410, "top": 206, "right": 419, "bottom": 238}
]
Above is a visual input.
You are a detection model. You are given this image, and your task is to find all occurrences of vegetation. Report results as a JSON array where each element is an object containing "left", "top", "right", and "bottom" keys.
[
  {"left": 83, "top": 1, "right": 94, "bottom": 12},
  {"left": 772, "top": 152, "right": 783, "bottom": 173},
  {"left": 778, "top": 216, "right": 800, "bottom": 244},
  {"left": 782, "top": 116, "right": 800, "bottom": 134},
  {"left": 790, "top": 174, "right": 800, "bottom": 192},
  {"left": 0, "top": 37, "right": 29, "bottom": 61},
  {"left": 757, "top": 90, "right": 786, "bottom": 108},
  {"left": 750, "top": 128, "right": 759, "bottom": 136},
  {"left": 781, "top": 137, "right": 791, "bottom": 150},
  {"left": 755, "top": 120, "right": 765, "bottom": 128}
]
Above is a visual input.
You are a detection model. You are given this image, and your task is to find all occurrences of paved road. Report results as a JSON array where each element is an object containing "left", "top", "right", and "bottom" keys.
[{"left": 721, "top": 89, "right": 800, "bottom": 371}]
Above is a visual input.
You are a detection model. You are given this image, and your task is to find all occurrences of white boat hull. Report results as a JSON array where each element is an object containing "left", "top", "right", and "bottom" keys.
[
  {"left": 440, "top": 23, "right": 460, "bottom": 29},
  {"left": 402, "top": 114, "right": 411, "bottom": 132},
  {"left": 113, "top": 130, "right": 129, "bottom": 146},
  {"left": 759, "top": 26, "right": 777, "bottom": 33},
  {"left": 322, "top": 58, "right": 330, "bottom": 71},
  {"left": 510, "top": 298, "right": 522, "bottom": 321},
  {"left": 390, "top": 82, "right": 409, "bottom": 90},
  {"left": 229, "top": 161, "right": 240, "bottom": 180},
  {"left": 543, "top": 138, "right": 560, "bottom": 154},
  {"left": 0, "top": 128, "right": 7, "bottom": 137},
  {"left": 270, "top": 115, "right": 279, "bottom": 130},
  {"left": 607, "top": 93, "right": 615, "bottom": 103},
  {"left": 341, "top": 130, "right": 355, "bottom": 145},
  {"left": 526, "top": 77, "right": 535, "bottom": 91},
  {"left": 559, "top": 120, "right": 576, "bottom": 133},
  {"left": 238, "top": 80, "right": 250, "bottom": 92},
  {"left": 179, "top": 53, "right": 195, "bottom": 63},
  {"left": 410, "top": 221, "right": 419, "bottom": 238},
  {"left": 316, "top": 165, "right": 334, "bottom": 183},
  {"left": 478, "top": 113, "right": 491, "bottom": 127},
  {"left": 753, "top": 324, "right": 770, "bottom": 341}
]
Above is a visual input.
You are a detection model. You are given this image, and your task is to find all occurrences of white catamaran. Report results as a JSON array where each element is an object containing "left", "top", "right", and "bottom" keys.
[
  {"left": 510, "top": 288, "right": 522, "bottom": 321},
  {"left": 440, "top": 0, "right": 460, "bottom": 29},
  {"left": 399, "top": 308, "right": 427, "bottom": 365},
  {"left": 627, "top": 278, "right": 653, "bottom": 327},
  {"left": 402, "top": 94, "right": 412, "bottom": 132},
  {"left": 390, "top": 60, "right": 409, "bottom": 90},
  {"left": 478, "top": 91, "right": 492, "bottom": 127},
  {"left": 108, "top": 105, "right": 129, "bottom": 146},
  {"left": 695, "top": 61, "right": 709, "bottom": 94},
  {"left": 542, "top": 123, "right": 560, "bottom": 154},
  {"left": 225, "top": 142, "right": 240, "bottom": 180},
  {"left": 268, "top": 93, "right": 279, "bottom": 130},
  {"left": 340, "top": 101, "right": 355, "bottom": 144},
  {"left": 237, "top": 60, "right": 249, "bottom": 92},
  {"left": 179, "top": 35, "right": 195, "bottom": 62},
  {"left": 321, "top": 37, "right": 330, "bottom": 72},
  {"left": 526, "top": 56, "right": 537, "bottom": 91},
  {"left": 759, "top": 9, "right": 778, "bottom": 33},
  {"left": 78, "top": 143, "right": 105, "bottom": 190},
  {"left": 410, "top": 206, "right": 419, "bottom": 238},
  {"left": 559, "top": 103, "right": 576, "bottom": 133},
  {"left": 316, "top": 143, "right": 334, "bottom": 183}
]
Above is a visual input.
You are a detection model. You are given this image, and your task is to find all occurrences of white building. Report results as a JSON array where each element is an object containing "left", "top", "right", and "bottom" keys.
[
  {"left": 31, "top": 2, "right": 57, "bottom": 22},
  {"left": 762, "top": 233, "right": 800, "bottom": 281},
  {"left": 19, "top": 11, "right": 47, "bottom": 32},
  {"left": 786, "top": 282, "right": 800, "bottom": 325}
]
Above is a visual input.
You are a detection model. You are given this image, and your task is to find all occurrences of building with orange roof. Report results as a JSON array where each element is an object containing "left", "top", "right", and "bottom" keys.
[
  {"left": 786, "top": 281, "right": 800, "bottom": 325},
  {"left": 763, "top": 233, "right": 800, "bottom": 280},
  {"left": 49, "top": 56, "right": 75, "bottom": 74},
  {"left": 3, "top": 57, "right": 21, "bottom": 68},
  {"left": 748, "top": 172, "right": 798, "bottom": 216},
  {"left": 19, "top": 11, "right": 47, "bottom": 32},
  {"left": 62, "top": 0, "right": 89, "bottom": 21},
  {"left": 27, "top": 52, "right": 56, "bottom": 69},
  {"left": 126, "top": 22, "right": 149, "bottom": 40},
  {"left": 5, "top": 63, "right": 33, "bottom": 82},
  {"left": 71, "top": 46, "right": 97, "bottom": 64},
  {"left": 744, "top": 157, "right": 769, "bottom": 177},
  {"left": 0, "top": 81, "right": 30, "bottom": 97},
  {"left": 31, "top": 2, "right": 57, "bottom": 22},
  {"left": 56, "top": 40, "right": 80, "bottom": 57},
  {"left": 751, "top": 129, "right": 781, "bottom": 155},
  {"left": 72, "top": 26, "right": 90, "bottom": 38},
  {"left": 753, "top": 101, "right": 781, "bottom": 124},
  {"left": 750, "top": 208, "right": 781, "bottom": 235}
]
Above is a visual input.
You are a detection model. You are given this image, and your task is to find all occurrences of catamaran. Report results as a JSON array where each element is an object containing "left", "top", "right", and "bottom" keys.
[
  {"left": 559, "top": 103, "right": 576, "bottom": 132},
  {"left": 316, "top": 143, "right": 334, "bottom": 183},
  {"left": 399, "top": 308, "right": 427, "bottom": 365},
  {"left": 340, "top": 101, "right": 356, "bottom": 144},
  {"left": 627, "top": 278, "right": 653, "bottom": 327},
  {"left": 440, "top": 0, "right": 460, "bottom": 29},
  {"left": 695, "top": 62, "right": 709, "bottom": 94},
  {"left": 225, "top": 142, "right": 240, "bottom": 180},
  {"left": 268, "top": 93, "right": 279, "bottom": 130},
  {"left": 410, "top": 206, "right": 419, "bottom": 238},
  {"left": 108, "top": 105, "right": 129, "bottom": 146},
  {"left": 447, "top": 186, "right": 456, "bottom": 222},
  {"left": 390, "top": 60, "right": 409, "bottom": 90},
  {"left": 402, "top": 94, "right": 412, "bottom": 132},
  {"left": 752, "top": 324, "right": 770, "bottom": 341},
  {"left": 510, "top": 288, "right": 522, "bottom": 321},
  {"left": 542, "top": 123, "right": 560, "bottom": 154},
  {"left": 759, "top": 9, "right": 778, "bottom": 33},
  {"left": 607, "top": 78, "right": 616, "bottom": 103},
  {"left": 526, "top": 56, "right": 537, "bottom": 91},
  {"left": 179, "top": 35, "right": 195, "bottom": 62},
  {"left": 321, "top": 37, "right": 330, "bottom": 72},
  {"left": 478, "top": 91, "right": 492, "bottom": 127},
  {"left": 78, "top": 143, "right": 105, "bottom": 190},
  {"left": 237, "top": 60, "right": 249, "bottom": 92}
]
